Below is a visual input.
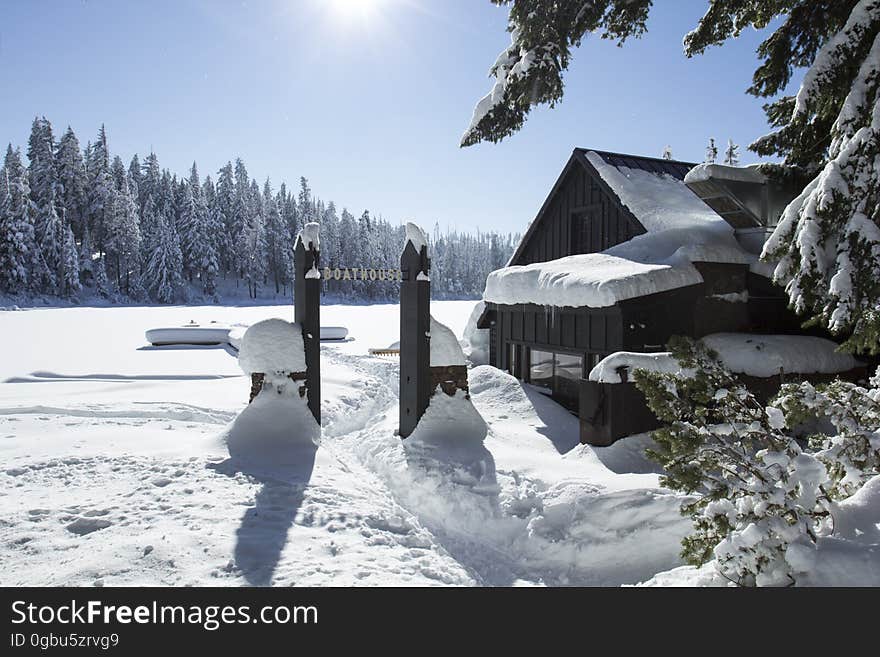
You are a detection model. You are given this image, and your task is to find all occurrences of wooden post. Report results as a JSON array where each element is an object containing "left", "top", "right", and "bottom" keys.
[
  {"left": 399, "top": 234, "right": 431, "bottom": 438},
  {"left": 294, "top": 228, "right": 321, "bottom": 425}
]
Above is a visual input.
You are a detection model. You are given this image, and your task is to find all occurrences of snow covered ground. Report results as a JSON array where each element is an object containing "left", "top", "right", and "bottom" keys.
[{"left": 0, "top": 301, "right": 689, "bottom": 587}]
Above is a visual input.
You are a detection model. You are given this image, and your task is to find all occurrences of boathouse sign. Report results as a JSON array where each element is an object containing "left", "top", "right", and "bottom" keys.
[{"left": 319, "top": 266, "right": 403, "bottom": 282}]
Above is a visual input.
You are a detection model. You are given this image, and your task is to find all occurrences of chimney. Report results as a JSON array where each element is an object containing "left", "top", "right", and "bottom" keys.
[{"left": 684, "top": 164, "right": 798, "bottom": 254}]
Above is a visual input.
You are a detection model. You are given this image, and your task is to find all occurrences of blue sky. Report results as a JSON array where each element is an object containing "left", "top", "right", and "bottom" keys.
[{"left": 0, "top": 0, "right": 799, "bottom": 235}]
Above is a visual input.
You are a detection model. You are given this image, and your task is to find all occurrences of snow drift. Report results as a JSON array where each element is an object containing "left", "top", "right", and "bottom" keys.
[
  {"left": 430, "top": 316, "right": 466, "bottom": 367},
  {"left": 225, "top": 318, "right": 319, "bottom": 466},
  {"left": 461, "top": 301, "right": 489, "bottom": 365}
]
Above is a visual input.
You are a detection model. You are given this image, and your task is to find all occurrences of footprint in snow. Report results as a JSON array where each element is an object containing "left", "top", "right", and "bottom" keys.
[{"left": 66, "top": 517, "right": 112, "bottom": 535}]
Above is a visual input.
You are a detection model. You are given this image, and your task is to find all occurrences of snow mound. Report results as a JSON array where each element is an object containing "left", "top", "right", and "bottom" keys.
[
  {"left": 223, "top": 391, "right": 319, "bottom": 466},
  {"left": 461, "top": 301, "right": 489, "bottom": 365},
  {"left": 405, "top": 222, "right": 427, "bottom": 254},
  {"left": 430, "top": 316, "right": 466, "bottom": 367},
  {"left": 589, "top": 351, "right": 692, "bottom": 383},
  {"left": 238, "top": 319, "right": 305, "bottom": 375},
  {"left": 405, "top": 390, "right": 496, "bottom": 494},
  {"left": 702, "top": 333, "right": 861, "bottom": 378}
]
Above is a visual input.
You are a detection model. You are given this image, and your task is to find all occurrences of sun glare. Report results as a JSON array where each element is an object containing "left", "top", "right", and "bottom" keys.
[{"left": 329, "top": 0, "right": 385, "bottom": 21}]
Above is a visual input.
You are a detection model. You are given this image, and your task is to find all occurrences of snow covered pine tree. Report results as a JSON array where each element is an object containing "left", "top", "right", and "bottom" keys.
[{"left": 705, "top": 137, "right": 718, "bottom": 164}]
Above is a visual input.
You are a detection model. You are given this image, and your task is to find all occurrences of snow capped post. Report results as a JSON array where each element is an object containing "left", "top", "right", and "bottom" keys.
[
  {"left": 294, "top": 222, "right": 321, "bottom": 424},
  {"left": 399, "top": 222, "right": 431, "bottom": 438}
]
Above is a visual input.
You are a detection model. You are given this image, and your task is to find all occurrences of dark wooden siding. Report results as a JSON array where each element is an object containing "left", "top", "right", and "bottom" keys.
[
  {"left": 490, "top": 303, "right": 624, "bottom": 372},
  {"left": 514, "top": 162, "right": 645, "bottom": 266}
]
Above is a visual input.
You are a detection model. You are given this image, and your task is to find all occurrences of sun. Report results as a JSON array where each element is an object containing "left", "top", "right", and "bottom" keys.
[{"left": 328, "top": 0, "right": 385, "bottom": 21}]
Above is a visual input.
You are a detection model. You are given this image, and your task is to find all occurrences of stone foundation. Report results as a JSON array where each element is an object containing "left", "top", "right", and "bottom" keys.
[
  {"left": 249, "top": 372, "right": 308, "bottom": 403},
  {"left": 430, "top": 365, "right": 469, "bottom": 398}
]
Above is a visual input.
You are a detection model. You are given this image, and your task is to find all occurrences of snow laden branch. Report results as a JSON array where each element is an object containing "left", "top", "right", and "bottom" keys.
[
  {"left": 633, "top": 337, "right": 880, "bottom": 586},
  {"left": 762, "top": 1, "right": 880, "bottom": 353},
  {"left": 460, "top": 0, "right": 651, "bottom": 147}
]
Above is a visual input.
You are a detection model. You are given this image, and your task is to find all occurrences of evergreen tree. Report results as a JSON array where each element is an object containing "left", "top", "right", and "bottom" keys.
[
  {"left": 139, "top": 152, "right": 161, "bottom": 215},
  {"left": 92, "top": 253, "right": 110, "bottom": 298},
  {"left": 231, "top": 159, "right": 251, "bottom": 279},
  {"left": 103, "top": 173, "right": 142, "bottom": 295},
  {"left": 263, "top": 178, "right": 290, "bottom": 294},
  {"left": 215, "top": 162, "right": 236, "bottom": 277},
  {"left": 705, "top": 137, "right": 718, "bottom": 164},
  {"left": 0, "top": 146, "right": 36, "bottom": 293},
  {"left": 59, "top": 222, "right": 81, "bottom": 298},
  {"left": 724, "top": 138, "right": 740, "bottom": 166},
  {"left": 297, "top": 176, "right": 313, "bottom": 235},
  {"left": 144, "top": 210, "right": 183, "bottom": 303},
  {"left": 244, "top": 212, "right": 267, "bottom": 299},
  {"left": 84, "top": 126, "right": 115, "bottom": 254},
  {"left": 177, "top": 178, "right": 200, "bottom": 281},
  {"left": 460, "top": 0, "right": 651, "bottom": 146},
  {"left": 199, "top": 175, "right": 220, "bottom": 296},
  {"left": 55, "top": 126, "right": 87, "bottom": 239},
  {"left": 78, "top": 225, "right": 94, "bottom": 285}
]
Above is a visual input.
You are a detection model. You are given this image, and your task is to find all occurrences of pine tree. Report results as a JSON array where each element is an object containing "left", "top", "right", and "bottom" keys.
[
  {"left": 724, "top": 138, "right": 740, "bottom": 166},
  {"left": 59, "top": 222, "right": 81, "bottom": 298},
  {"left": 199, "top": 175, "right": 220, "bottom": 296},
  {"left": 460, "top": 0, "right": 652, "bottom": 146},
  {"left": 0, "top": 146, "right": 36, "bottom": 293},
  {"left": 84, "top": 126, "right": 115, "bottom": 254},
  {"left": 214, "top": 162, "right": 236, "bottom": 277},
  {"left": 92, "top": 253, "right": 110, "bottom": 299},
  {"left": 231, "top": 159, "right": 251, "bottom": 279},
  {"left": 244, "top": 212, "right": 267, "bottom": 299},
  {"left": 297, "top": 176, "right": 313, "bottom": 234},
  {"left": 55, "top": 126, "right": 87, "bottom": 239},
  {"left": 139, "top": 152, "right": 161, "bottom": 215},
  {"left": 263, "top": 178, "right": 289, "bottom": 294},
  {"left": 103, "top": 173, "right": 142, "bottom": 295},
  {"left": 705, "top": 137, "right": 718, "bottom": 164},
  {"left": 78, "top": 226, "right": 94, "bottom": 285},
  {"left": 144, "top": 210, "right": 183, "bottom": 303},
  {"left": 177, "top": 177, "right": 200, "bottom": 281}
]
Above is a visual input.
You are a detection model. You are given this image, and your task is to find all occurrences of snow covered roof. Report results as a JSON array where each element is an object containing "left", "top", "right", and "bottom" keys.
[
  {"left": 483, "top": 253, "right": 703, "bottom": 309},
  {"left": 588, "top": 334, "right": 862, "bottom": 383},
  {"left": 702, "top": 333, "right": 862, "bottom": 378},
  {"left": 485, "top": 149, "right": 758, "bottom": 309},
  {"left": 683, "top": 163, "right": 767, "bottom": 186}
]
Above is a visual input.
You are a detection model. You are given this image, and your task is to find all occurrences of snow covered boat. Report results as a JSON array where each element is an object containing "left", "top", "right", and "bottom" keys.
[{"left": 145, "top": 324, "right": 348, "bottom": 346}]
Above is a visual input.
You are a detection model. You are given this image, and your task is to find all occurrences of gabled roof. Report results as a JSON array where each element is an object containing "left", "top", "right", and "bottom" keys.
[
  {"left": 485, "top": 149, "right": 758, "bottom": 310},
  {"left": 508, "top": 148, "right": 700, "bottom": 266},
  {"left": 579, "top": 149, "right": 696, "bottom": 179}
]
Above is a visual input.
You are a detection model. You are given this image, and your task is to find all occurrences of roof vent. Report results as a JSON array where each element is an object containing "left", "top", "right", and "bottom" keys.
[{"left": 684, "top": 163, "right": 798, "bottom": 254}]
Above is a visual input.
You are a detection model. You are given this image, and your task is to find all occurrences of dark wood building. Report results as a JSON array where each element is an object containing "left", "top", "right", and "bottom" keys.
[{"left": 477, "top": 148, "right": 829, "bottom": 446}]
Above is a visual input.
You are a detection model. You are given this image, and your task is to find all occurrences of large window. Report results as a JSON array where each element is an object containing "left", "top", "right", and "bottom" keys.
[
  {"left": 554, "top": 352, "right": 583, "bottom": 411},
  {"left": 529, "top": 350, "right": 554, "bottom": 391},
  {"left": 526, "top": 349, "right": 584, "bottom": 412}
]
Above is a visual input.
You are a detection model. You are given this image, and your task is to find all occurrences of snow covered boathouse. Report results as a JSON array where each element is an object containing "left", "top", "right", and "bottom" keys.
[{"left": 476, "top": 148, "right": 855, "bottom": 446}]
